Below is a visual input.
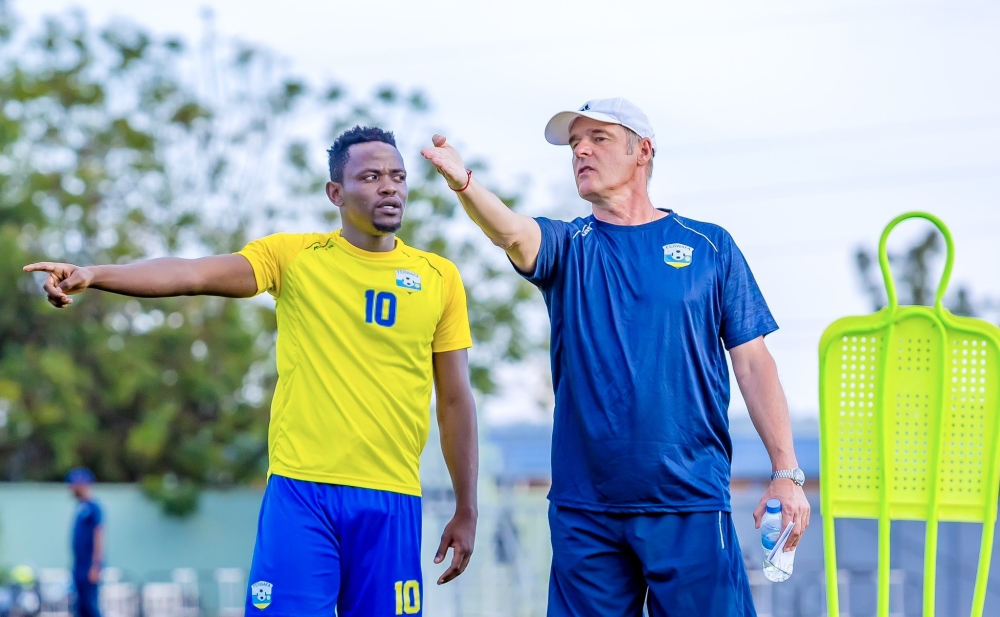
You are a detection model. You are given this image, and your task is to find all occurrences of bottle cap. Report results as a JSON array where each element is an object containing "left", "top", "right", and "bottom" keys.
[{"left": 766, "top": 499, "right": 781, "bottom": 514}]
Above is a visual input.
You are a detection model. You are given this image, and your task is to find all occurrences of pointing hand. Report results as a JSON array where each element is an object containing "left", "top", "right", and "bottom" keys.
[
  {"left": 420, "top": 134, "right": 470, "bottom": 190},
  {"left": 23, "top": 262, "right": 95, "bottom": 308}
]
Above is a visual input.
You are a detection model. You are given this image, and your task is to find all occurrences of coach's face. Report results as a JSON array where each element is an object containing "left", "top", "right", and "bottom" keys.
[
  {"left": 569, "top": 117, "right": 637, "bottom": 202},
  {"left": 328, "top": 142, "right": 408, "bottom": 235}
]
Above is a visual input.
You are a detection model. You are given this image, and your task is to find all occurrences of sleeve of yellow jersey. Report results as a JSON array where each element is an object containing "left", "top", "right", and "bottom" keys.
[
  {"left": 236, "top": 233, "right": 313, "bottom": 298},
  {"left": 432, "top": 259, "right": 474, "bottom": 353}
]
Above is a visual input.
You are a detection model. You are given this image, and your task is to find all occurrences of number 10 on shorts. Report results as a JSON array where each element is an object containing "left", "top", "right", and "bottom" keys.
[{"left": 394, "top": 580, "right": 420, "bottom": 614}]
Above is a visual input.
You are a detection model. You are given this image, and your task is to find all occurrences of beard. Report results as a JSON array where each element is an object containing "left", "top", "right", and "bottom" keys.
[{"left": 373, "top": 218, "right": 402, "bottom": 233}]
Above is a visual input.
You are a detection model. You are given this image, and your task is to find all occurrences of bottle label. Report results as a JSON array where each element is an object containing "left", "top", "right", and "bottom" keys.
[{"left": 762, "top": 533, "right": 778, "bottom": 551}]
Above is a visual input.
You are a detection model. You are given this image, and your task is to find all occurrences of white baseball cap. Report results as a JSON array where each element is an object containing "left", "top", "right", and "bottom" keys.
[{"left": 544, "top": 98, "right": 656, "bottom": 152}]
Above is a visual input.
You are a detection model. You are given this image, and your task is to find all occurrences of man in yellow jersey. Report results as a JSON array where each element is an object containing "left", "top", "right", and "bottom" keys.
[{"left": 24, "top": 126, "right": 479, "bottom": 616}]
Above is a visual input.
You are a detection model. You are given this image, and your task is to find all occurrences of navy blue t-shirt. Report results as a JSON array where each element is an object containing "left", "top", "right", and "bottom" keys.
[
  {"left": 520, "top": 211, "right": 777, "bottom": 512},
  {"left": 72, "top": 500, "right": 102, "bottom": 575}
]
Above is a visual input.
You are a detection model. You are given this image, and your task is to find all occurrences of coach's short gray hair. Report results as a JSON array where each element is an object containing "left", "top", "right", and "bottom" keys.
[{"left": 625, "top": 128, "right": 654, "bottom": 183}]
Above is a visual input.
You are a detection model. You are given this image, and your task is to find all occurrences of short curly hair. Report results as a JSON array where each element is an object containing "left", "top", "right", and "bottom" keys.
[{"left": 327, "top": 125, "right": 397, "bottom": 183}]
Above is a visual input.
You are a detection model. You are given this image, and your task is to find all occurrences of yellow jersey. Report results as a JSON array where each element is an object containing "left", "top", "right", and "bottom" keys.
[{"left": 237, "top": 230, "right": 472, "bottom": 496}]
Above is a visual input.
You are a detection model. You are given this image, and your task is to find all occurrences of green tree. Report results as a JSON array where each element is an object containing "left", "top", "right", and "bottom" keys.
[
  {"left": 0, "top": 4, "right": 285, "bottom": 514},
  {"left": 0, "top": 3, "right": 543, "bottom": 514}
]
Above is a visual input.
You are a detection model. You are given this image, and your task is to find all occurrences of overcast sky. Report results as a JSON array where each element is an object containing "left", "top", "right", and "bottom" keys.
[{"left": 16, "top": 0, "right": 1000, "bottom": 424}]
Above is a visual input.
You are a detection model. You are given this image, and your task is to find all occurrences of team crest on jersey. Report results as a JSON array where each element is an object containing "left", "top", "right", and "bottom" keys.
[
  {"left": 663, "top": 243, "right": 694, "bottom": 269},
  {"left": 251, "top": 581, "right": 272, "bottom": 610},
  {"left": 396, "top": 269, "right": 422, "bottom": 291}
]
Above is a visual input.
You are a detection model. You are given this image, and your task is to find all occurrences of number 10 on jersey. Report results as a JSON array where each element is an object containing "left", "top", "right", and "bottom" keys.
[{"left": 364, "top": 290, "right": 397, "bottom": 327}]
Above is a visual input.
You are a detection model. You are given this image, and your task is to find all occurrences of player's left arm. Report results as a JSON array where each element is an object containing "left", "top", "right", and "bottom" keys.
[
  {"left": 432, "top": 348, "right": 479, "bottom": 585},
  {"left": 90, "top": 524, "right": 104, "bottom": 584},
  {"left": 730, "top": 336, "right": 811, "bottom": 550}
]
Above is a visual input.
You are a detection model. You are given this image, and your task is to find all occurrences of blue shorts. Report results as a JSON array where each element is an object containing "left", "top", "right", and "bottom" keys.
[
  {"left": 246, "top": 475, "right": 423, "bottom": 616},
  {"left": 548, "top": 505, "right": 756, "bottom": 617},
  {"left": 73, "top": 577, "right": 101, "bottom": 617}
]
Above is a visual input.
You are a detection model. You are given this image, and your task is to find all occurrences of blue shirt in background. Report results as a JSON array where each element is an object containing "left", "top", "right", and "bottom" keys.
[
  {"left": 519, "top": 211, "right": 777, "bottom": 513},
  {"left": 72, "top": 500, "right": 102, "bottom": 576}
]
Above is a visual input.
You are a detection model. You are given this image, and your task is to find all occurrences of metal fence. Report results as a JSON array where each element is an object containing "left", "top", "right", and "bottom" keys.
[
  {"left": 7, "top": 567, "right": 245, "bottom": 617},
  {"left": 9, "top": 488, "right": 1000, "bottom": 616}
]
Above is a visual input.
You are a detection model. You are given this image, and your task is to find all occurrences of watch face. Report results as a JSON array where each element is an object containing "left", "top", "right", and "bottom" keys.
[{"left": 793, "top": 468, "right": 805, "bottom": 485}]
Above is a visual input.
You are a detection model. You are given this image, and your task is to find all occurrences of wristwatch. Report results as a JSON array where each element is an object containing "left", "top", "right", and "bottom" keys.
[{"left": 771, "top": 468, "right": 805, "bottom": 487}]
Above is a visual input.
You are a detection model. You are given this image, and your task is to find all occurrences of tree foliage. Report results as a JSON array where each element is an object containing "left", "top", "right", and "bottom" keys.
[{"left": 0, "top": 2, "right": 543, "bottom": 514}]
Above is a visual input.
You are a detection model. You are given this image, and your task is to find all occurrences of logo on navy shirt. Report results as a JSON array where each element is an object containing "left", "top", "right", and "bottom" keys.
[
  {"left": 572, "top": 223, "right": 593, "bottom": 239},
  {"left": 663, "top": 243, "right": 694, "bottom": 268},
  {"left": 251, "top": 581, "right": 272, "bottom": 610}
]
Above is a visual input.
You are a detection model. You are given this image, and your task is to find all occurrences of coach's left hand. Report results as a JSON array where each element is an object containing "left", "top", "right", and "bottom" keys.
[
  {"left": 435, "top": 508, "right": 477, "bottom": 584},
  {"left": 753, "top": 480, "right": 810, "bottom": 551}
]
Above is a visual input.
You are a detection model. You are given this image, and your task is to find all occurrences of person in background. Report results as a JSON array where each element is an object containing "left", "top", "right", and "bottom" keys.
[{"left": 67, "top": 467, "right": 103, "bottom": 617}]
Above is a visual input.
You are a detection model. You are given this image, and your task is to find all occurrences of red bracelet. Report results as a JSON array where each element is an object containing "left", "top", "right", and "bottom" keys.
[{"left": 452, "top": 169, "right": 473, "bottom": 193}]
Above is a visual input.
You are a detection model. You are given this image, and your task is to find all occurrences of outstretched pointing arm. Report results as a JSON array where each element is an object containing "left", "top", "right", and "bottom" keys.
[
  {"left": 421, "top": 134, "right": 542, "bottom": 274},
  {"left": 23, "top": 255, "right": 258, "bottom": 308}
]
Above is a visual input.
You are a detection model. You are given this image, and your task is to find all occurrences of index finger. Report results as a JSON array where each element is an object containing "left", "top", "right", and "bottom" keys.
[{"left": 23, "top": 262, "right": 61, "bottom": 273}]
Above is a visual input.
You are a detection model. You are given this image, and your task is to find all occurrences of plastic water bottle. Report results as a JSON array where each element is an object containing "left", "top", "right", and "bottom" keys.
[{"left": 761, "top": 499, "right": 791, "bottom": 582}]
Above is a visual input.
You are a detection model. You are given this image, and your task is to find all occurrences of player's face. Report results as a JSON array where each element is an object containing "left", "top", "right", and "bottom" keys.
[
  {"left": 330, "top": 142, "right": 408, "bottom": 235},
  {"left": 568, "top": 118, "right": 637, "bottom": 202}
]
